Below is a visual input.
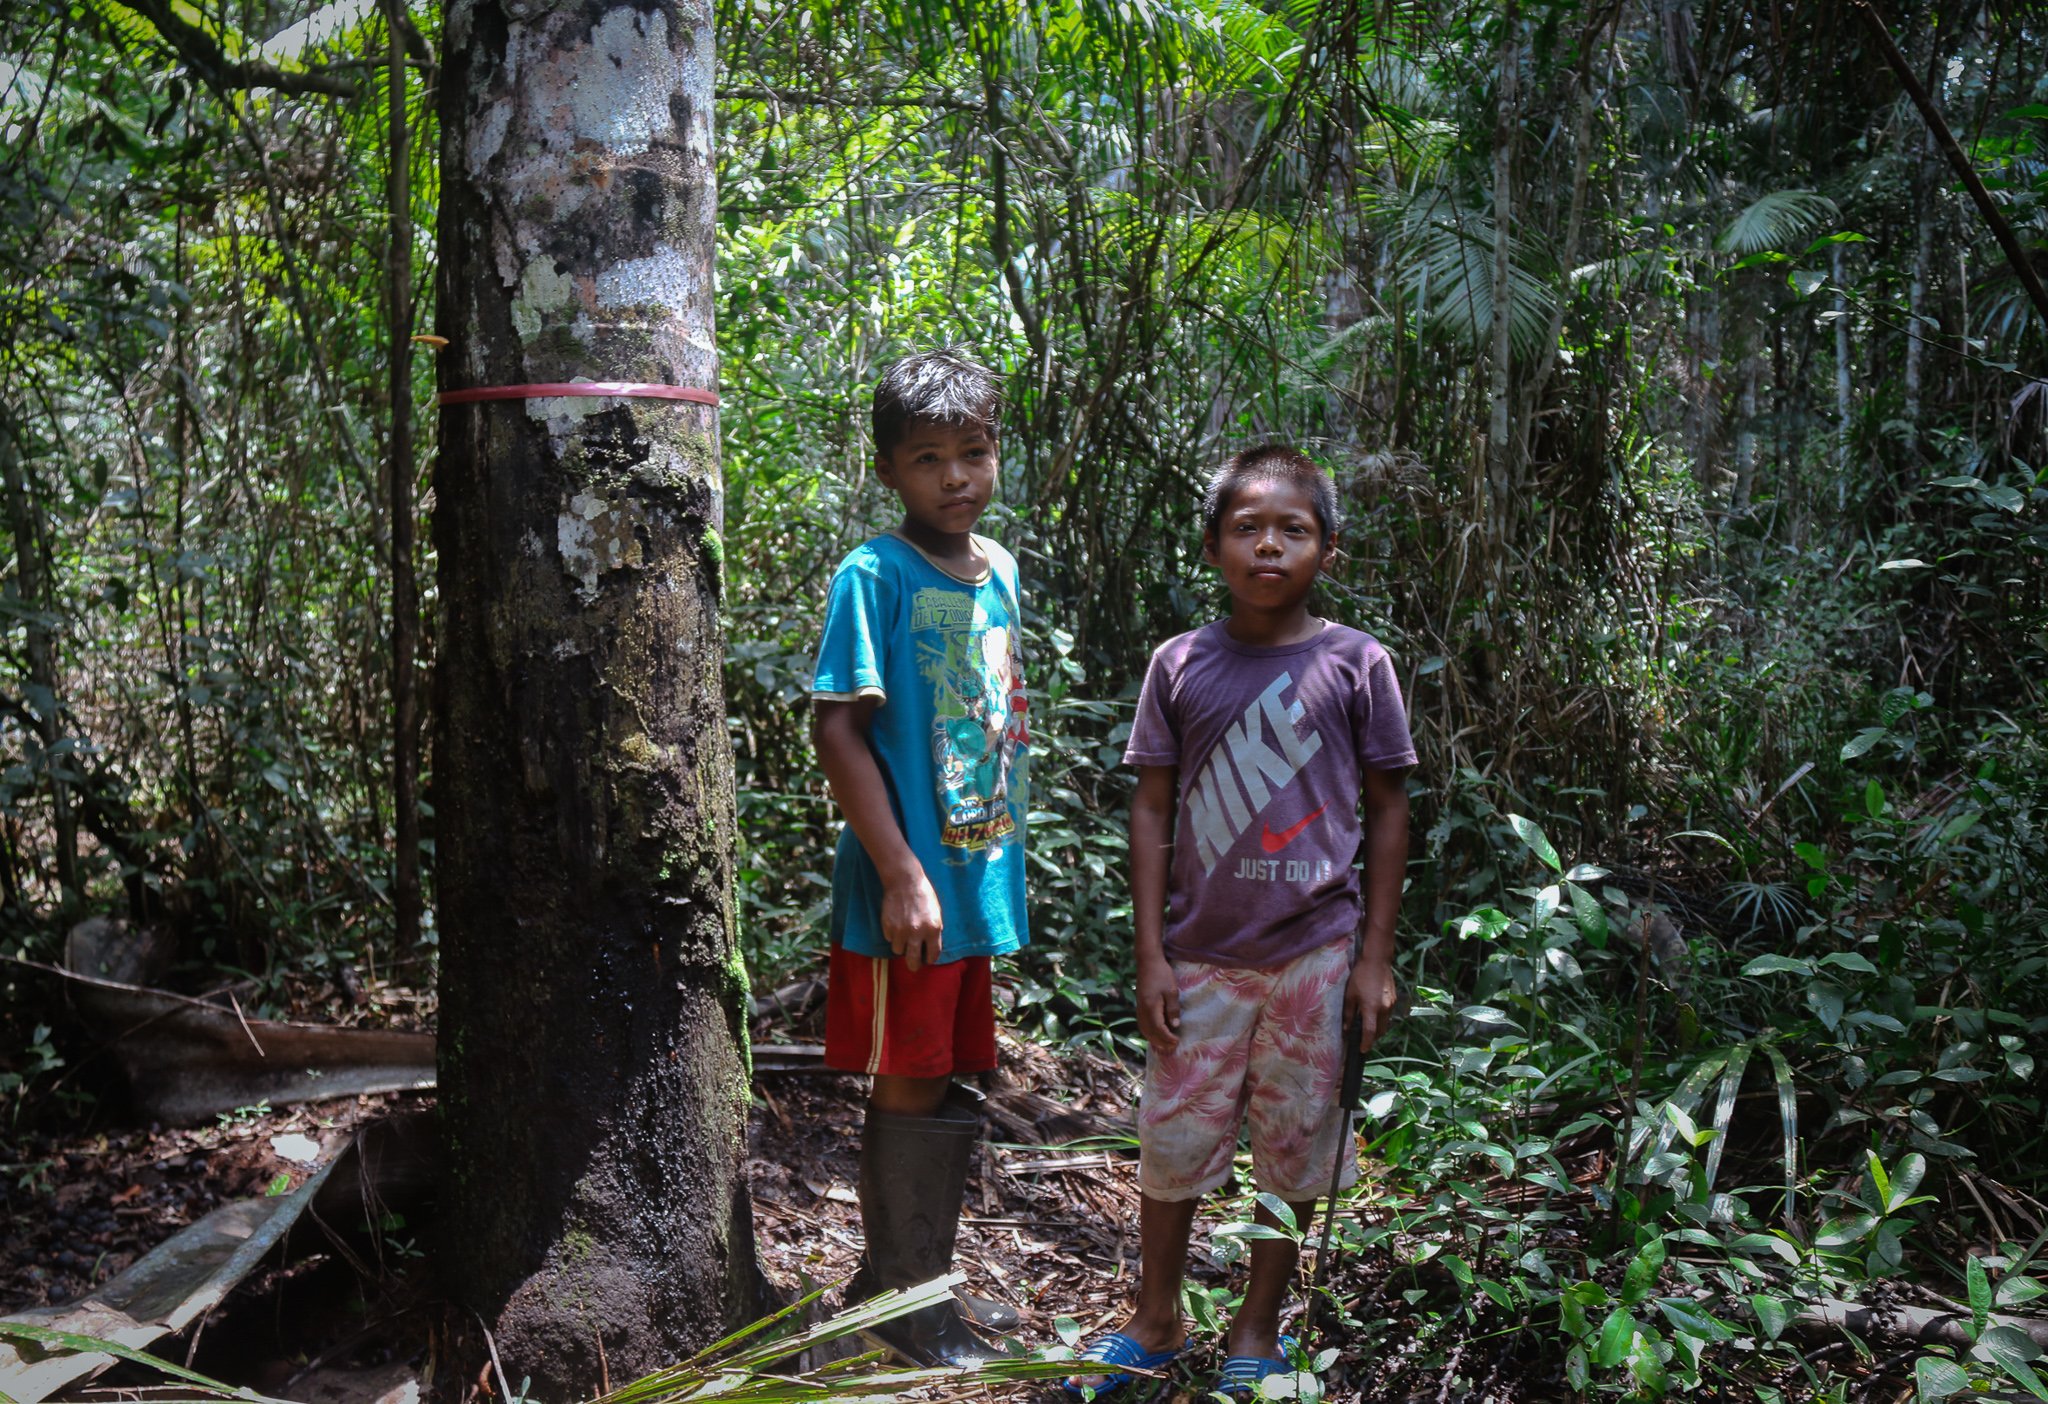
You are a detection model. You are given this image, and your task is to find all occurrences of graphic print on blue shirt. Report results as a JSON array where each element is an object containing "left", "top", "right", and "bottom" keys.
[
  {"left": 914, "top": 584, "right": 1027, "bottom": 851},
  {"left": 811, "top": 534, "right": 1031, "bottom": 961}
]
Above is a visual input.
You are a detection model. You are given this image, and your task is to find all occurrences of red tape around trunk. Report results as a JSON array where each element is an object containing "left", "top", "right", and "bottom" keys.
[{"left": 437, "top": 382, "right": 720, "bottom": 407}]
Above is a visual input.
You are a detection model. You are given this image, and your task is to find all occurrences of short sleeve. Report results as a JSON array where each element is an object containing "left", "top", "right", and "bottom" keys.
[
  {"left": 1356, "top": 644, "right": 1419, "bottom": 771},
  {"left": 811, "top": 557, "right": 891, "bottom": 700},
  {"left": 1122, "top": 645, "right": 1181, "bottom": 766}
]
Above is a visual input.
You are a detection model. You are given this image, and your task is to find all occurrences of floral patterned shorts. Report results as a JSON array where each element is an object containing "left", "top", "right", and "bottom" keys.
[{"left": 1138, "top": 939, "right": 1360, "bottom": 1202}]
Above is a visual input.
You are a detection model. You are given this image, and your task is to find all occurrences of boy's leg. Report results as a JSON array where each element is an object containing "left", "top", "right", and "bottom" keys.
[
  {"left": 826, "top": 947, "right": 1003, "bottom": 1367},
  {"left": 1064, "top": 1193, "right": 1199, "bottom": 1390},
  {"left": 869, "top": 1073, "right": 949, "bottom": 1116},
  {"left": 1129, "top": 1194, "right": 1201, "bottom": 1340},
  {"left": 1234, "top": 938, "right": 1358, "bottom": 1363},
  {"left": 1224, "top": 1197, "right": 1316, "bottom": 1360},
  {"left": 1067, "top": 961, "right": 1263, "bottom": 1388}
]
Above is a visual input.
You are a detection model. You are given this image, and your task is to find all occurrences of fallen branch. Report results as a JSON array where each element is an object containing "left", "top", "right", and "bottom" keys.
[
  {"left": 1794, "top": 1297, "right": 2048, "bottom": 1353},
  {"left": 1851, "top": 0, "right": 2048, "bottom": 331},
  {"left": 121, "top": 0, "right": 360, "bottom": 98}
]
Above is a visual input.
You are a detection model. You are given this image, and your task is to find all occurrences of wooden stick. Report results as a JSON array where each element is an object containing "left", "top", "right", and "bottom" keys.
[{"left": 1851, "top": 0, "right": 2048, "bottom": 330}]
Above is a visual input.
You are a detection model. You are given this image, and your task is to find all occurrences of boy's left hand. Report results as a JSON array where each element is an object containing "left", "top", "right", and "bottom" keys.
[{"left": 1345, "top": 955, "right": 1399, "bottom": 1053}]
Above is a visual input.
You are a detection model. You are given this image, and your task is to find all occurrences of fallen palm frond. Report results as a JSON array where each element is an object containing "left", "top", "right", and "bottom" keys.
[
  {"left": 0, "top": 1277, "right": 1084, "bottom": 1404},
  {"left": 585, "top": 1275, "right": 1081, "bottom": 1404}
]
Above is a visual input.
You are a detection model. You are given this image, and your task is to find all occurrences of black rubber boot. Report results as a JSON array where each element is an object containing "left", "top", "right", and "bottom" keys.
[{"left": 847, "top": 1092, "right": 1005, "bottom": 1368}]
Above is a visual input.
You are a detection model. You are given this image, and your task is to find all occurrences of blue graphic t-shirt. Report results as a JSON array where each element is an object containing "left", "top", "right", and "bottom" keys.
[{"left": 811, "top": 532, "right": 1031, "bottom": 962}]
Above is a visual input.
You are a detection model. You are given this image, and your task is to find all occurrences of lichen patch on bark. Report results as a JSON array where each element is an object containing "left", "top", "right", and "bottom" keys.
[{"left": 558, "top": 491, "right": 644, "bottom": 597}]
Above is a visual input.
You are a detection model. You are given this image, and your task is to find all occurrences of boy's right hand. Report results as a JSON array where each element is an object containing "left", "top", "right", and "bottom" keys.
[
  {"left": 881, "top": 868, "right": 945, "bottom": 971},
  {"left": 1136, "top": 953, "right": 1181, "bottom": 1054}
]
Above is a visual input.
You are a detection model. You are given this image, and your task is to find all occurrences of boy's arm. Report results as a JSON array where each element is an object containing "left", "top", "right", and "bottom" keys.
[
  {"left": 1129, "top": 764, "right": 1181, "bottom": 1053},
  {"left": 1347, "top": 764, "right": 1411, "bottom": 1052},
  {"left": 813, "top": 698, "right": 944, "bottom": 971}
]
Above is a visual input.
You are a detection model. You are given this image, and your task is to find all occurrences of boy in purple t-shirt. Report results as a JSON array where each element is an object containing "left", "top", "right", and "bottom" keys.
[{"left": 1066, "top": 445, "right": 1415, "bottom": 1399}]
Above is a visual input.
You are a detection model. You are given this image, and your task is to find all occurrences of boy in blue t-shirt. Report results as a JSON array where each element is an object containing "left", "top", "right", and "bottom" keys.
[{"left": 809, "top": 347, "right": 1029, "bottom": 1368}]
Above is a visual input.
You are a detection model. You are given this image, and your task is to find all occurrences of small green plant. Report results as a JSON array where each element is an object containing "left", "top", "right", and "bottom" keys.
[{"left": 215, "top": 1099, "right": 272, "bottom": 1129}]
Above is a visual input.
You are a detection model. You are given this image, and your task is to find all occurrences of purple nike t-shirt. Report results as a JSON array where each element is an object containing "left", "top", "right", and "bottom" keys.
[{"left": 1124, "top": 621, "right": 1418, "bottom": 969}]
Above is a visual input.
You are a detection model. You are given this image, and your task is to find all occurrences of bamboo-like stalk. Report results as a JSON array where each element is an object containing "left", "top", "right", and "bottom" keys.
[{"left": 385, "top": 0, "right": 420, "bottom": 949}]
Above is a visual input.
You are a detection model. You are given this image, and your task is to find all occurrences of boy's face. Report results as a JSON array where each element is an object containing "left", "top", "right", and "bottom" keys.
[
  {"left": 875, "top": 421, "right": 999, "bottom": 538},
  {"left": 1203, "top": 476, "right": 1335, "bottom": 608}
]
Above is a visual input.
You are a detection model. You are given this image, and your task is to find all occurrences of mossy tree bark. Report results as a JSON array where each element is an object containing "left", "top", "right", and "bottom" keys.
[{"left": 432, "top": 0, "right": 754, "bottom": 1394}]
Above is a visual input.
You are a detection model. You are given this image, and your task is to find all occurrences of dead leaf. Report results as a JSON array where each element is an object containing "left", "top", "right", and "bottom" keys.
[{"left": 800, "top": 1176, "right": 858, "bottom": 1204}]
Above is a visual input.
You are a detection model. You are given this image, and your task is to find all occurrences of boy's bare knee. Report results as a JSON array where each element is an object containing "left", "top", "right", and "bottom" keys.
[{"left": 869, "top": 1073, "right": 952, "bottom": 1117}]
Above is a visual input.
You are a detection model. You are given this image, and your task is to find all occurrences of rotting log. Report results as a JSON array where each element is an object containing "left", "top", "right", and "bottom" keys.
[
  {"left": 1794, "top": 1297, "right": 2048, "bottom": 1354},
  {"left": 433, "top": 0, "right": 755, "bottom": 1394}
]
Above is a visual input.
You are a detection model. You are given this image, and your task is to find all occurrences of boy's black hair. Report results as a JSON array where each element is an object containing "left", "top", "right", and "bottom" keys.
[
  {"left": 1201, "top": 444, "right": 1342, "bottom": 541},
  {"left": 871, "top": 347, "right": 1002, "bottom": 457}
]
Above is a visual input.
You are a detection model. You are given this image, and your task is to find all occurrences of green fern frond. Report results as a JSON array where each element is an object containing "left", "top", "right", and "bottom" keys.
[
  {"left": 1394, "top": 209, "right": 1558, "bottom": 360},
  {"left": 1715, "top": 188, "right": 1838, "bottom": 255}
]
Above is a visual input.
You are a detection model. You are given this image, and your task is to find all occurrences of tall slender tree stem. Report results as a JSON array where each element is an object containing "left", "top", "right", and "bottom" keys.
[{"left": 386, "top": 0, "right": 420, "bottom": 950}]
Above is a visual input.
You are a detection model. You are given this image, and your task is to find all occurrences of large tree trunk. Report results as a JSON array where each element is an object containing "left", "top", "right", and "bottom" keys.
[{"left": 433, "top": 1, "right": 755, "bottom": 1396}]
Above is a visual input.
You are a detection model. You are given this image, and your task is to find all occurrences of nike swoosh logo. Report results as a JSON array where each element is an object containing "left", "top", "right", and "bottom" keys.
[{"left": 1260, "top": 803, "right": 1327, "bottom": 853}]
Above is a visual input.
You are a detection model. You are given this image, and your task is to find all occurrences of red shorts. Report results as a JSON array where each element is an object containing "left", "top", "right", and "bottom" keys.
[{"left": 823, "top": 947, "right": 997, "bottom": 1078}]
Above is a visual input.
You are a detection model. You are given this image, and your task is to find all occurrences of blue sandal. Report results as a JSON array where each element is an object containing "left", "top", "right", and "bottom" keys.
[
  {"left": 1061, "top": 1331, "right": 1192, "bottom": 1399},
  {"left": 1215, "top": 1334, "right": 1302, "bottom": 1399}
]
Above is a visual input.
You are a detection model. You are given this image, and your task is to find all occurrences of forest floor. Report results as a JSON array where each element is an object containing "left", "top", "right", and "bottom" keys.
[{"left": 2, "top": 982, "right": 1938, "bottom": 1404}]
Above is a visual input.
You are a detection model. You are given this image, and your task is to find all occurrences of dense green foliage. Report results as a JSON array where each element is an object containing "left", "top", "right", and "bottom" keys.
[{"left": 4, "top": 0, "right": 2046, "bottom": 1397}]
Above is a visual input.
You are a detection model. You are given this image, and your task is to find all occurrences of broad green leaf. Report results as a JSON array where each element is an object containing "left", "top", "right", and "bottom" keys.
[
  {"left": 1627, "top": 1331, "right": 1668, "bottom": 1393},
  {"left": 1841, "top": 729, "right": 1886, "bottom": 760},
  {"left": 1864, "top": 1149, "right": 1892, "bottom": 1208},
  {"left": 1976, "top": 1326, "right": 2048, "bottom": 1399},
  {"left": 1819, "top": 951, "right": 1878, "bottom": 974},
  {"left": 1742, "top": 955, "right": 1812, "bottom": 976},
  {"left": 1508, "top": 813, "right": 1562, "bottom": 872},
  {"left": 1808, "top": 982, "right": 1845, "bottom": 1031},
  {"left": 1564, "top": 1344, "right": 1589, "bottom": 1391},
  {"left": 1656, "top": 1299, "right": 1737, "bottom": 1341},
  {"left": 1729, "top": 1233, "right": 1799, "bottom": 1265},
  {"left": 1621, "top": 1236, "right": 1667, "bottom": 1304},
  {"left": 1255, "top": 1193, "right": 1298, "bottom": 1234},
  {"left": 1568, "top": 882, "right": 1609, "bottom": 948},
  {"left": 1214, "top": 1223, "right": 1297, "bottom": 1243},
  {"left": 1914, "top": 1356, "right": 1971, "bottom": 1401},
  {"left": 1595, "top": 1308, "right": 1635, "bottom": 1367},
  {"left": 1455, "top": 907, "right": 1513, "bottom": 941},
  {"left": 1997, "top": 1277, "right": 2047, "bottom": 1308},
  {"left": 1662, "top": 1101, "right": 1705, "bottom": 1147},
  {"left": 1939, "top": 811, "right": 1983, "bottom": 842},
  {"left": 1815, "top": 1212, "right": 1878, "bottom": 1247},
  {"left": 1886, "top": 1153, "right": 1927, "bottom": 1213},
  {"left": 1750, "top": 1295, "right": 1796, "bottom": 1341}
]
